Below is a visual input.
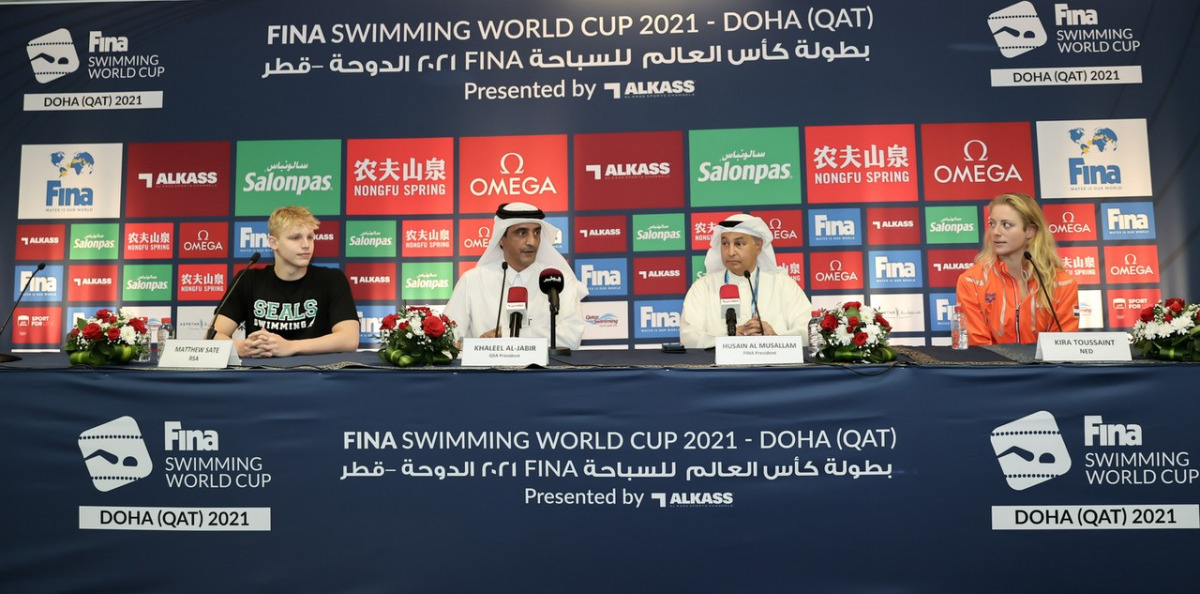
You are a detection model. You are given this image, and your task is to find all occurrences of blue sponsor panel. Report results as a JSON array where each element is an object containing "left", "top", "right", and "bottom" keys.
[
  {"left": 15, "top": 264, "right": 64, "bottom": 301},
  {"left": 546, "top": 216, "right": 571, "bottom": 254},
  {"left": 928, "top": 292, "right": 957, "bottom": 333},
  {"left": 1101, "top": 202, "right": 1156, "bottom": 240},
  {"left": 233, "top": 221, "right": 272, "bottom": 261},
  {"left": 633, "top": 299, "right": 682, "bottom": 339},
  {"left": 357, "top": 304, "right": 394, "bottom": 347},
  {"left": 575, "top": 258, "right": 628, "bottom": 297},
  {"left": 807, "top": 208, "right": 862, "bottom": 246},
  {"left": 868, "top": 250, "right": 923, "bottom": 289}
]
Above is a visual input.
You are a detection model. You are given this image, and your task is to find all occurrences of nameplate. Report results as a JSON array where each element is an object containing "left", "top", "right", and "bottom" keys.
[
  {"left": 715, "top": 336, "right": 804, "bottom": 365},
  {"left": 460, "top": 338, "right": 549, "bottom": 367},
  {"left": 158, "top": 340, "right": 236, "bottom": 369},
  {"left": 1035, "top": 332, "right": 1132, "bottom": 362}
]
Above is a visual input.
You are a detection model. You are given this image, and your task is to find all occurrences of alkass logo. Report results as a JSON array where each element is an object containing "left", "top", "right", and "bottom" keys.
[
  {"left": 123, "top": 222, "right": 173, "bottom": 259},
  {"left": 346, "top": 263, "right": 397, "bottom": 302},
  {"left": 921, "top": 122, "right": 1035, "bottom": 200},
  {"left": 689, "top": 211, "right": 739, "bottom": 250},
  {"left": 177, "top": 264, "right": 228, "bottom": 301},
  {"left": 1043, "top": 204, "right": 1097, "bottom": 241},
  {"left": 402, "top": 219, "right": 454, "bottom": 257},
  {"left": 574, "top": 131, "right": 684, "bottom": 211},
  {"left": 1059, "top": 246, "right": 1100, "bottom": 285},
  {"left": 1108, "top": 289, "right": 1159, "bottom": 328},
  {"left": 987, "top": 2, "right": 1048, "bottom": 58},
  {"left": 346, "top": 137, "right": 454, "bottom": 215},
  {"left": 16, "top": 224, "right": 67, "bottom": 260},
  {"left": 574, "top": 215, "right": 627, "bottom": 253},
  {"left": 991, "top": 411, "right": 1070, "bottom": 491},
  {"left": 458, "top": 219, "right": 493, "bottom": 256},
  {"left": 752, "top": 210, "right": 804, "bottom": 248},
  {"left": 179, "top": 222, "right": 228, "bottom": 259},
  {"left": 79, "top": 416, "right": 153, "bottom": 492},
  {"left": 312, "top": 221, "right": 341, "bottom": 258},
  {"left": 27, "top": 28, "right": 80, "bottom": 83},
  {"left": 459, "top": 135, "right": 567, "bottom": 213},
  {"left": 602, "top": 79, "right": 694, "bottom": 99},
  {"left": 866, "top": 208, "right": 920, "bottom": 245},
  {"left": 810, "top": 252, "right": 863, "bottom": 290},
  {"left": 125, "top": 142, "right": 231, "bottom": 218},
  {"left": 633, "top": 257, "right": 686, "bottom": 295},
  {"left": 926, "top": 249, "right": 977, "bottom": 288},
  {"left": 1104, "top": 246, "right": 1159, "bottom": 284},
  {"left": 68, "top": 264, "right": 118, "bottom": 302},
  {"left": 806, "top": 124, "right": 918, "bottom": 203}
]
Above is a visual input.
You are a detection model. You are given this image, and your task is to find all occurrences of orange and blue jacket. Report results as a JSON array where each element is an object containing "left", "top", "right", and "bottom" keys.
[{"left": 955, "top": 260, "right": 1079, "bottom": 345}]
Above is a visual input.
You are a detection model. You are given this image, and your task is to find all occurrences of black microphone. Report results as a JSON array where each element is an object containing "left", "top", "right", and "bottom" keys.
[
  {"left": 743, "top": 270, "right": 759, "bottom": 318},
  {"left": 1024, "top": 251, "right": 1063, "bottom": 332},
  {"left": 205, "top": 252, "right": 260, "bottom": 339},
  {"left": 0, "top": 262, "right": 46, "bottom": 363},
  {"left": 493, "top": 261, "right": 508, "bottom": 337},
  {"left": 538, "top": 268, "right": 564, "bottom": 315},
  {"left": 719, "top": 284, "right": 741, "bottom": 336}
]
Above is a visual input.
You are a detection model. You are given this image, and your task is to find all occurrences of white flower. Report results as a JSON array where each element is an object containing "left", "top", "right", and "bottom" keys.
[
  {"left": 859, "top": 305, "right": 875, "bottom": 319},
  {"left": 119, "top": 325, "right": 138, "bottom": 345},
  {"left": 118, "top": 307, "right": 133, "bottom": 319},
  {"left": 1169, "top": 315, "right": 1193, "bottom": 333},
  {"left": 832, "top": 325, "right": 852, "bottom": 346}
]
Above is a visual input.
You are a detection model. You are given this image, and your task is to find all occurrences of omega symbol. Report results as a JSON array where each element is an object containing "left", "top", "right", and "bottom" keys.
[
  {"left": 962, "top": 139, "right": 989, "bottom": 162},
  {"left": 1124, "top": 253, "right": 1137, "bottom": 266},
  {"left": 1061, "top": 211, "right": 1076, "bottom": 224},
  {"left": 499, "top": 152, "right": 525, "bottom": 175},
  {"left": 829, "top": 259, "right": 843, "bottom": 271}
]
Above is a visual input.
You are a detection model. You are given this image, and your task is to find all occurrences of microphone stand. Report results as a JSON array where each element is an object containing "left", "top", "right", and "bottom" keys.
[
  {"left": 493, "top": 262, "right": 508, "bottom": 337},
  {"left": 1024, "top": 252, "right": 1063, "bottom": 331},
  {"left": 548, "top": 296, "right": 571, "bottom": 356},
  {"left": 0, "top": 263, "right": 46, "bottom": 363}
]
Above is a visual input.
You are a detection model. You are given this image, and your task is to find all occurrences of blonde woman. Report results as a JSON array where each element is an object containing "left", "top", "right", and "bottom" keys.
[{"left": 956, "top": 193, "right": 1079, "bottom": 345}]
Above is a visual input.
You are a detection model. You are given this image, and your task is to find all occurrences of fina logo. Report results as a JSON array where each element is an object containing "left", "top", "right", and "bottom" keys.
[
  {"left": 933, "top": 139, "right": 1023, "bottom": 184},
  {"left": 1067, "top": 126, "right": 1121, "bottom": 186},
  {"left": 78, "top": 416, "right": 154, "bottom": 492},
  {"left": 469, "top": 152, "right": 557, "bottom": 197},
  {"left": 27, "top": 28, "right": 80, "bottom": 83},
  {"left": 987, "top": 2, "right": 1048, "bottom": 58},
  {"left": 990, "top": 411, "right": 1071, "bottom": 491}
]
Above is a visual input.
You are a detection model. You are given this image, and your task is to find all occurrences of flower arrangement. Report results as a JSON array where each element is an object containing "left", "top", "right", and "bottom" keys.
[
  {"left": 1128, "top": 298, "right": 1200, "bottom": 361},
  {"left": 815, "top": 301, "right": 896, "bottom": 363},
  {"left": 63, "top": 308, "right": 150, "bottom": 365},
  {"left": 377, "top": 306, "right": 460, "bottom": 367}
]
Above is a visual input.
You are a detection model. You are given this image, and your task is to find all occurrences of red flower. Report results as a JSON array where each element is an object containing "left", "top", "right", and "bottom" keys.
[
  {"left": 399, "top": 320, "right": 410, "bottom": 332},
  {"left": 422, "top": 315, "right": 446, "bottom": 338},
  {"left": 844, "top": 301, "right": 862, "bottom": 310},
  {"left": 408, "top": 306, "right": 433, "bottom": 317},
  {"left": 875, "top": 313, "right": 891, "bottom": 329},
  {"left": 1165, "top": 313, "right": 1174, "bottom": 323},
  {"left": 820, "top": 313, "right": 838, "bottom": 331},
  {"left": 82, "top": 323, "right": 103, "bottom": 341},
  {"left": 847, "top": 316, "right": 860, "bottom": 328},
  {"left": 440, "top": 314, "right": 450, "bottom": 323},
  {"left": 69, "top": 328, "right": 80, "bottom": 337},
  {"left": 106, "top": 326, "right": 121, "bottom": 341},
  {"left": 381, "top": 313, "right": 399, "bottom": 331},
  {"left": 106, "top": 315, "right": 118, "bottom": 325},
  {"left": 128, "top": 317, "right": 147, "bottom": 334},
  {"left": 94, "top": 309, "right": 112, "bottom": 319},
  {"left": 1140, "top": 307, "right": 1155, "bottom": 323},
  {"left": 852, "top": 332, "right": 868, "bottom": 346},
  {"left": 1166, "top": 298, "right": 1185, "bottom": 313}
]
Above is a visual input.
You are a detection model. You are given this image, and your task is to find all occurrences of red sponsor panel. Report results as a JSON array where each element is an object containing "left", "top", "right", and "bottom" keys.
[
  {"left": 457, "top": 260, "right": 478, "bottom": 281},
  {"left": 809, "top": 251, "right": 864, "bottom": 290},
  {"left": 774, "top": 252, "right": 807, "bottom": 287},
  {"left": 123, "top": 222, "right": 174, "bottom": 260},
  {"left": 1059, "top": 246, "right": 1101, "bottom": 285},
  {"left": 15, "top": 224, "right": 66, "bottom": 261},
  {"left": 633, "top": 257, "right": 687, "bottom": 295},
  {"left": 1043, "top": 203, "right": 1098, "bottom": 242},
  {"left": 458, "top": 218, "right": 494, "bottom": 257},
  {"left": 1103, "top": 245, "right": 1160, "bottom": 284},
  {"left": 1108, "top": 288, "right": 1161, "bottom": 329},
  {"left": 752, "top": 209, "right": 804, "bottom": 248},
  {"left": 124, "top": 141, "right": 231, "bottom": 218},
  {"left": 926, "top": 249, "right": 977, "bottom": 288},
  {"left": 67, "top": 264, "right": 119, "bottom": 302},
  {"left": 866, "top": 207, "right": 921, "bottom": 245},
  {"left": 346, "top": 138, "right": 454, "bottom": 215},
  {"left": 690, "top": 211, "right": 739, "bottom": 250},
  {"left": 575, "top": 215, "right": 627, "bottom": 254},
  {"left": 346, "top": 262, "right": 398, "bottom": 302},
  {"left": 179, "top": 222, "right": 230, "bottom": 259},
  {"left": 573, "top": 131, "right": 685, "bottom": 211},
  {"left": 459, "top": 135, "right": 568, "bottom": 213},
  {"left": 806, "top": 124, "right": 918, "bottom": 203},
  {"left": 12, "top": 307, "right": 62, "bottom": 345},
  {"left": 314, "top": 220, "right": 341, "bottom": 258},
  {"left": 177, "top": 264, "right": 229, "bottom": 302},
  {"left": 920, "top": 122, "right": 1035, "bottom": 201},
  {"left": 401, "top": 219, "right": 454, "bottom": 258}
]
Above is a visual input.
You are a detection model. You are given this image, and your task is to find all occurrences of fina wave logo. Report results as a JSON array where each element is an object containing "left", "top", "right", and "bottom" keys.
[
  {"left": 79, "top": 416, "right": 153, "bottom": 492},
  {"left": 27, "top": 28, "right": 80, "bottom": 83},
  {"left": 988, "top": 2, "right": 1048, "bottom": 58},
  {"left": 991, "top": 411, "right": 1071, "bottom": 491}
]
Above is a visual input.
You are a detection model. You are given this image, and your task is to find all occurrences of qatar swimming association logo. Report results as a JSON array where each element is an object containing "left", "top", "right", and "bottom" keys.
[
  {"left": 78, "top": 416, "right": 153, "bottom": 492},
  {"left": 990, "top": 411, "right": 1071, "bottom": 491}
]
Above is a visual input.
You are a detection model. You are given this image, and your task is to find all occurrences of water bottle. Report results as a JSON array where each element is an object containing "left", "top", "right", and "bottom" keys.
[
  {"left": 148, "top": 318, "right": 162, "bottom": 361},
  {"left": 807, "top": 310, "right": 824, "bottom": 359},
  {"left": 951, "top": 305, "right": 968, "bottom": 350},
  {"left": 158, "top": 317, "right": 174, "bottom": 356}
]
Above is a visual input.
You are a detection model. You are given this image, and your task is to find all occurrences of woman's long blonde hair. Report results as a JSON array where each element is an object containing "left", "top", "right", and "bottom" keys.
[{"left": 976, "top": 192, "right": 1064, "bottom": 311}]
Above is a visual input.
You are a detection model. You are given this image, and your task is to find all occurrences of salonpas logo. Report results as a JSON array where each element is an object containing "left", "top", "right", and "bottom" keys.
[
  {"left": 69, "top": 223, "right": 119, "bottom": 260},
  {"left": 345, "top": 220, "right": 397, "bottom": 258},
  {"left": 924, "top": 206, "right": 980, "bottom": 245},
  {"left": 401, "top": 262, "right": 453, "bottom": 300},
  {"left": 632, "top": 213, "right": 685, "bottom": 252},
  {"left": 688, "top": 127, "right": 801, "bottom": 207},
  {"left": 122, "top": 264, "right": 172, "bottom": 301},
  {"left": 234, "top": 139, "right": 341, "bottom": 216}
]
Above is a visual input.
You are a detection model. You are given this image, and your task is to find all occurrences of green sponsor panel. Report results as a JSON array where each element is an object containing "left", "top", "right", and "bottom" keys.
[
  {"left": 691, "top": 254, "right": 707, "bottom": 282},
  {"left": 69, "top": 223, "right": 120, "bottom": 260},
  {"left": 632, "top": 213, "right": 686, "bottom": 252},
  {"left": 345, "top": 220, "right": 397, "bottom": 258},
  {"left": 925, "top": 206, "right": 980, "bottom": 245},
  {"left": 122, "top": 264, "right": 173, "bottom": 301},
  {"left": 689, "top": 127, "right": 802, "bottom": 207},
  {"left": 235, "top": 139, "right": 342, "bottom": 216},
  {"left": 402, "top": 261, "right": 454, "bottom": 301}
]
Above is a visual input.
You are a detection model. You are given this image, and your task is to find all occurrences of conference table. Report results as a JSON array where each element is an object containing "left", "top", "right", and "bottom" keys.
[{"left": 2, "top": 347, "right": 1197, "bottom": 593}]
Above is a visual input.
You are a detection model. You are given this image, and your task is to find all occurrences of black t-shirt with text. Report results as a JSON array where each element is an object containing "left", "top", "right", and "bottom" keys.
[{"left": 220, "top": 265, "right": 358, "bottom": 340}]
